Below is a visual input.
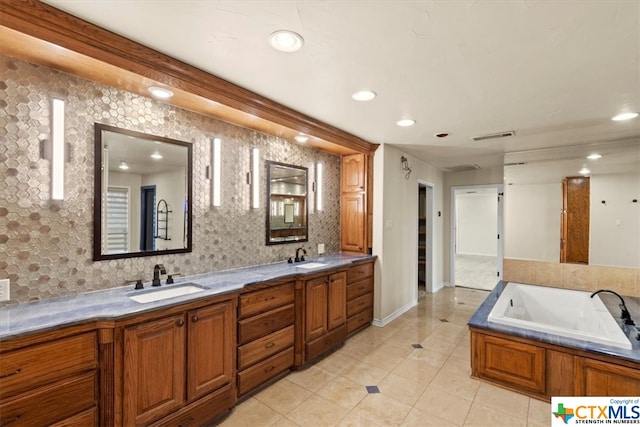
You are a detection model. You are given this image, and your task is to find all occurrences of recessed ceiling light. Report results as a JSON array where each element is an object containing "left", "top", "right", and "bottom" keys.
[
  {"left": 586, "top": 153, "right": 602, "bottom": 160},
  {"left": 612, "top": 112, "right": 639, "bottom": 121},
  {"left": 268, "top": 30, "right": 304, "bottom": 52},
  {"left": 579, "top": 167, "right": 590, "bottom": 175},
  {"left": 148, "top": 86, "right": 174, "bottom": 99},
  {"left": 118, "top": 160, "right": 129, "bottom": 170},
  {"left": 150, "top": 151, "right": 163, "bottom": 160},
  {"left": 295, "top": 134, "right": 309, "bottom": 143},
  {"left": 396, "top": 119, "right": 416, "bottom": 127},
  {"left": 352, "top": 90, "right": 377, "bottom": 101}
]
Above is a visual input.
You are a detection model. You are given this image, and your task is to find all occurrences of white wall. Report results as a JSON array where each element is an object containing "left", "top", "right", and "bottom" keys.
[
  {"left": 456, "top": 193, "right": 497, "bottom": 256},
  {"left": 143, "top": 167, "right": 187, "bottom": 250},
  {"left": 590, "top": 172, "right": 640, "bottom": 267},
  {"left": 372, "top": 144, "right": 444, "bottom": 324},
  {"left": 504, "top": 183, "right": 561, "bottom": 261}
]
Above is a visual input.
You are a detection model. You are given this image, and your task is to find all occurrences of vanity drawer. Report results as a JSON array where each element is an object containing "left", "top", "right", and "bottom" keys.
[
  {"left": 347, "top": 292, "right": 373, "bottom": 317},
  {"left": 49, "top": 407, "right": 98, "bottom": 427},
  {"left": 237, "top": 348, "right": 294, "bottom": 396},
  {"left": 347, "top": 308, "right": 373, "bottom": 335},
  {"left": 347, "top": 278, "right": 373, "bottom": 301},
  {"left": 238, "top": 325, "right": 294, "bottom": 370},
  {"left": 148, "top": 383, "right": 233, "bottom": 427},
  {"left": 238, "top": 304, "right": 295, "bottom": 344},
  {"left": 347, "top": 262, "right": 373, "bottom": 283},
  {"left": 0, "top": 372, "right": 97, "bottom": 426},
  {"left": 305, "top": 324, "right": 346, "bottom": 362},
  {"left": 0, "top": 332, "right": 97, "bottom": 399},
  {"left": 239, "top": 282, "right": 295, "bottom": 319}
]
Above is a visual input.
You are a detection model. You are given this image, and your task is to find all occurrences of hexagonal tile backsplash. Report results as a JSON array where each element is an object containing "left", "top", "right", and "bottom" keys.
[{"left": 0, "top": 55, "right": 341, "bottom": 303}]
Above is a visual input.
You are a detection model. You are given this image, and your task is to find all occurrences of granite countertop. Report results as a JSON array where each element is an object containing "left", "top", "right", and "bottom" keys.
[
  {"left": 0, "top": 254, "right": 375, "bottom": 340},
  {"left": 469, "top": 281, "right": 640, "bottom": 364}
]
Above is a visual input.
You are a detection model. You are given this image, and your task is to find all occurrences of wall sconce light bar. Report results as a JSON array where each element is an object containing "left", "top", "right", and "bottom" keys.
[
  {"left": 251, "top": 147, "right": 260, "bottom": 209},
  {"left": 51, "top": 98, "right": 65, "bottom": 200},
  {"left": 316, "top": 162, "right": 323, "bottom": 211},
  {"left": 211, "top": 137, "right": 221, "bottom": 207}
]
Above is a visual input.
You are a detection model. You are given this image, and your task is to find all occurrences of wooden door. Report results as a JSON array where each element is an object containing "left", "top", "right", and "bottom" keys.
[
  {"left": 187, "top": 301, "right": 234, "bottom": 401},
  {"left": 561, "top": 177, "right": 590, "bottom": 264},
  {"left": 305, "top": 277, "right": 328, "bottom": 342},
  {"left": 341, "top": 153, "right": 365, "bottom": 193},
  {"left": 124, "top": 314, "right": 186, "bottom": 426},
  {"left": 575, "top": 357, "right": 640, "bottom": 396},
  {"left": 327, "top": 272, "right": 347, "bottom": 331},
  {"left": 341, "top": 193, "right": 365, "bottom": 252}
]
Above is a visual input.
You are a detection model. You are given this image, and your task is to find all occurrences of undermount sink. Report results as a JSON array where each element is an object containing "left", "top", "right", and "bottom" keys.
[
  {"left": 128, "top": 284, "right": 206, "bottom": 303},
  {"left": 296, "top": 262, "right": 328, "bottom": 270}
]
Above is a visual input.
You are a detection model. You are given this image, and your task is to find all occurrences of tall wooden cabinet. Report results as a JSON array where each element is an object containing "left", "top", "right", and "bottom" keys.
[
  {"left": 341, "top": 153, "right": 372, "bottom": 254},
  {"left": 561, "top": 176, "right": 590, "bottom": 264}
]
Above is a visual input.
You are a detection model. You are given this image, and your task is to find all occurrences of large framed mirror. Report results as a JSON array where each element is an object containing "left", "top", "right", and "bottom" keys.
[
  {"left": 503, "top": 138, "right": 639, "bottom": 268},
  {"left": 93, "top": 124, "right": 193, "bottom": 260},
  {"left": 266, "top": 161, "right": 308, "bottom": 245}
]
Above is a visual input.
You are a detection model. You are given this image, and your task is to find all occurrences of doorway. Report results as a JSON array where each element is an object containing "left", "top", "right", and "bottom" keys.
[
  {"left": 451, "top": 185, "right": 503, "bottom": 291},
  {"left": 140, "top": 185, "right": 156, "bottom": 251},
  {"left": 417, "top": 181, "right": 434, "bottom": 297}
]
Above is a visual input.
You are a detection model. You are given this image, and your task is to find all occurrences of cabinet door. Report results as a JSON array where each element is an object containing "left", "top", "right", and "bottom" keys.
[
  {"left": 305, "top": 277, "right": 328, "bottom": 342},
  {"left": 341, "top": 193, "right": 365, "bottom": 252},
  {"left": 124, "top": 314, "right": 186, "bottom": 426},
  {"left": 341, "top": 153, "right": 366, "bottom": 192},
  {"left": 575, "top": 357, "right": 640, "bottom": 396},
  {"left": 187, "top": 301, "right": 234, "bottom": 401},
  {"left": 327, "top": 272, "right": 347, "bottom": 331}
]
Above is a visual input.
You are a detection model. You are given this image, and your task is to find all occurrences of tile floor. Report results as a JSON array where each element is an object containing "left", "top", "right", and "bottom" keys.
[
  {"left": 218, "top": 287, "right": 551, "bottom": 426},
  {"left": 454, "top": 255, "right": 499, "bottom": 291}
]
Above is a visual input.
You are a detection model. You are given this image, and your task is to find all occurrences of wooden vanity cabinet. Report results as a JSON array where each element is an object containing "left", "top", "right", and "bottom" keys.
[
  {"left": 118, "top": 296, "right": 236, "bottom": 426},
  {"left": 236, "top": 281, "right": 295, "bottom": 397},
  {"left": 0, "top": 327, "right": 99, "bottom": 426},
  {"left": 346, "top": 260, "right": 375, "bottom": 335},
  {"left": 296, "top": 270, "right": 348, "bottom": 365}
]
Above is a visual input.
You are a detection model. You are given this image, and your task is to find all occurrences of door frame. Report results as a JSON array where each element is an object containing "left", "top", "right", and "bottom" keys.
[
  {"left": 450, "top": 184, "right": 503, "bottom": 288},
  {"left": 416, "top": 180, "right": 435, "bottom": 299}
]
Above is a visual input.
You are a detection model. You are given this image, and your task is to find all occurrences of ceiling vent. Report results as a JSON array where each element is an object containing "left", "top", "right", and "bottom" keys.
[
  {"left": 471, "top": 130, "right": 516, "bottom": 142},
  {"left": 504, "top": 162, "right": 527, "bottom": 166},
  {"left": 444, "top": 164, "right": 481, "bottom": 173}
]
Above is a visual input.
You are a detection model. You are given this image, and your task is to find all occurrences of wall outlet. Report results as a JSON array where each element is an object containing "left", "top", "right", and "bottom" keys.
[
  {"left": 0, "top": 279, "right": 10, "bottom": 301},
  {"left": 317, "top": 243, "right": 325, "bottom": 254}
]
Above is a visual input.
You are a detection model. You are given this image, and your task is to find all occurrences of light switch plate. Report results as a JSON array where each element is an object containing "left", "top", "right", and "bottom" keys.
[
  {"left": 0, "top": 279, "right": 9, "bottom": 301},
  {"left": 317, "top": 243, "right": 325, "bottom": 254}
]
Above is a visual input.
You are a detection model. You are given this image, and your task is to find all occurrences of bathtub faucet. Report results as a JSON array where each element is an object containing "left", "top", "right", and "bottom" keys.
[{"left": 590, "top": 289, "right": 635, "bottom": 326}]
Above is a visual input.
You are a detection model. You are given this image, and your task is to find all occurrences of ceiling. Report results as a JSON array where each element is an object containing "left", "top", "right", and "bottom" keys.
[{"left": 45, "top": 1, "right": 640, "bottom": 169}]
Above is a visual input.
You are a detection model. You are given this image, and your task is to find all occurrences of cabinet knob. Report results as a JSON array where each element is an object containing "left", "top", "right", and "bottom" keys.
[
  {"left": 191, "top": 315, "right": 199, "bottom": 323},
  {"left": 176, "top": 319, "right": 185, "bottom": 327}
]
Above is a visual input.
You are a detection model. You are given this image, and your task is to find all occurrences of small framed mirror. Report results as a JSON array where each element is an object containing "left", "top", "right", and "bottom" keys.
[
  {"left": 93, "top": 123, "right": 193, "bottom": 260},
  {"left": 266, "top": 161, "right": 308, "bottom": 245}
]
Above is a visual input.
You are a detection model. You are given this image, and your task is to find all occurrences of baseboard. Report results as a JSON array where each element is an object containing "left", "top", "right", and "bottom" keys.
[{"left": 372, "top": 299, "right": 417, "bottom": 327}]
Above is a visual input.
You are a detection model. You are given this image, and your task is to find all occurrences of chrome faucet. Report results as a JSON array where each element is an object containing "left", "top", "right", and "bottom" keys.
[
  {"left": 294, "top": 247, "right": 307, "bottom": 263},
  {"left": 590, "top": 289, "right": 635, "bottom": 325},
  {"left": 152, "top": 264, "right": 166, "bottom": 287}
]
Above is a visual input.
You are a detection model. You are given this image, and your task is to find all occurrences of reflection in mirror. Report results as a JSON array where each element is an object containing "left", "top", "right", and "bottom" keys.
[
  {"left": 266, "top": 161, "right": 308, "bottom": 245},
  {"left": 504, "top": 139, "right": 640, "bottom": 268},
  {"left": 93, "top": 124, "right": 192, "bottom": 260}
]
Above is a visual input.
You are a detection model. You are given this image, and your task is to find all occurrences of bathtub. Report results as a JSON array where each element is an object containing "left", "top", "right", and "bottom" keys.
[{"left": 488, "top": 283, "right": 632, "bottom": 350}]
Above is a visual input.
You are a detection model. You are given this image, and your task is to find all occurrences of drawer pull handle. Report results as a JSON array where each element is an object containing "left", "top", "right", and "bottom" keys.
[
  {"left": 264, "top": 320, "right": 275, "bottom": 326},
  {"left": 265, "top": 365, "right": 275, "bottom": 373},
  {"left": 265, "top": 296, "right": 276, "bottom": 301},
  {"left": 178, "top": 416, "right": 195, "bottom": 427},
  {"left": 359, "top": 302, "right": 365, "bottom": 306},
  {"left": 191, "top": 315, "right": 199, "bottom": 323},
  {"left": 0, "top": 369, "right": 21, "bottom": 379},
  {"left": 176, "top": 320, "right": 185, "bottom": 327},
  {"left": 0, "top": 415, "right": 21, "bottom": 426},
  {"left": 359, "top": 286, "right": 364, "bottom": 290},
  {"left": 265, "top": 342, "right": 276, "bottom": 349}
]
